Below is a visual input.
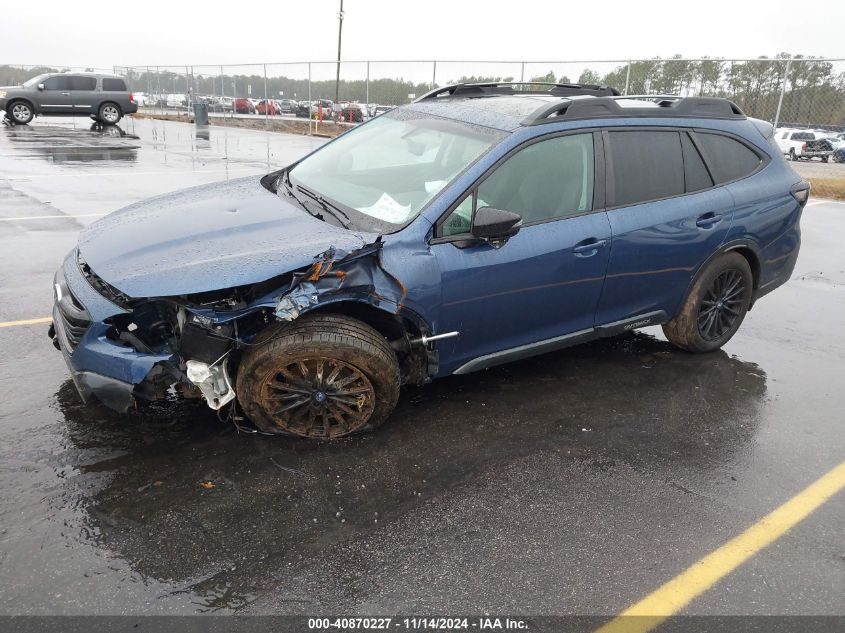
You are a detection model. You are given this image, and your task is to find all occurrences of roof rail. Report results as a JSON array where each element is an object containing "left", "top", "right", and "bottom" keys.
[
  {"left": 522, "top": 95, "right": 746, "bottom": 125},
  {"left": 414, "top": 81, "right": 620, "bottom": 102}
]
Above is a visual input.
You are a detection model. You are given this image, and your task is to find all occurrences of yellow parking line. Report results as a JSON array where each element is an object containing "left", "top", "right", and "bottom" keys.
[
  {"left": 0, "top": 317, "right": 52, "bottom": 328},
  {"left": 0, "top": 213, "right": 106, "bottom": 222},
  {"left": 595, "top": 460, "right": 845, "bottom": 633}
]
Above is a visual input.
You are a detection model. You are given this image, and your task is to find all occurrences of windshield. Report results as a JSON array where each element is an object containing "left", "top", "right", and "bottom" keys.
[
  {"left": 22, "top": 74, "right": 49, "bottom": 88},
  {"left": 289, "top": 110, "right": 504, "bottom": 228}
]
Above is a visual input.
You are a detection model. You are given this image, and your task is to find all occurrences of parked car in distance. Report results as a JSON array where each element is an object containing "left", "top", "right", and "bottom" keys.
[
  {"left": 276, "top": 98, "right": 297, "bottom": 114},
  {"left": 339, "top": 103, "right": 366, "bottom": 122},
  {"left": 233, "top": 98, "right": 256, "bottom": 114},
  {"left": 256, "top": 99, "right": 277, "bottom": 116},
  {"left": 0, "top": 72, "right": 137, "bottom": 125},
  {"left": 51, "top": 82, "right": 808, "bottom": 440},
  {"left": 776, "top": 128, "right": 823, "bottom": 160},
  {"left": 374, "top": 104, "right": 395, "bottom": 116}
]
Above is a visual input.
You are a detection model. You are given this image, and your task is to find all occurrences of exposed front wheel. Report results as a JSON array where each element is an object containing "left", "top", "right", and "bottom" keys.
[
  {"left": 7, "top": 101, "right": 34, "bottom": 124},
  {"left": 98, "top": 103, "right": 122, "bottom": 124},
  {"left": 235, "top": 314, "right": 400, "bottom": 439},
  {"left": 662, "top": 252, "right": 753, "bottom": 353}
]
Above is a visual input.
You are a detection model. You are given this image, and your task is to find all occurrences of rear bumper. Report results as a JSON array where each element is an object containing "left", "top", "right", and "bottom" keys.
[{"left": 125, "top": 102, "right": 138, "bottom": 114}]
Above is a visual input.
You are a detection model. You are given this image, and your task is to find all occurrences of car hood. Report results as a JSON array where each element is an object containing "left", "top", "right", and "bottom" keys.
[{"left": 78, "top": 176, "right": 376, "bottom": 298}]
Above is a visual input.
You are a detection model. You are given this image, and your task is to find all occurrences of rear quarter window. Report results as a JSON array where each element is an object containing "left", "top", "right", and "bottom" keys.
[
  {"left": 695, "top": 133, "right": 762, "bottom": 184},
  {"left": 102, "top": 78, "right": 127, "bottom": 91}
]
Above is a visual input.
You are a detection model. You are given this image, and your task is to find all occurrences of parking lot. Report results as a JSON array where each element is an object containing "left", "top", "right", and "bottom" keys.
[{"left": 0, "top": 117, "right": 843, "bottom": 625}]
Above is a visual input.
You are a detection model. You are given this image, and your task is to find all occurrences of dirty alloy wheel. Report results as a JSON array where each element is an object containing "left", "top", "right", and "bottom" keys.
[
  {"left": 98, "top": 103, "right": 121, "bottom": 124},
  {"left": 9, "top": 102, "right": 33, "bottom": 124},
  {"left": 662, "top": 251, "right": 753, "bottom": 353},
  {"left": 236, "top": 314, "right": 400, "bottom": 439}
]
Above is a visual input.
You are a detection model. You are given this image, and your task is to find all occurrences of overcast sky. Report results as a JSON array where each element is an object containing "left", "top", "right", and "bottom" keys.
[{"left": 3, "top": 0, "right": 844, "bottom": 74}]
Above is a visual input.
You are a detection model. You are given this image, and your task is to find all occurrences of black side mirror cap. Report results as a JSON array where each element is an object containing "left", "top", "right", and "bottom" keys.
[{"left": 472, "top": 206, "right": 522, "bottom": 243}]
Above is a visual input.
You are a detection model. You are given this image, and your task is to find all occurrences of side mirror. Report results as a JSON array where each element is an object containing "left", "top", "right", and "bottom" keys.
[
  {"left": 37, "top": 83, "right": 45, "bottom": 91},
  {"left": 472, "top": 206, "right": 522, "bottom": 245}
]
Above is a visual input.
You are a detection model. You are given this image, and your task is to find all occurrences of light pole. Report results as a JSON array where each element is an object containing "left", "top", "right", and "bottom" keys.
[{"left": 335, "top": 0, "right": 344, "bottom": 105}]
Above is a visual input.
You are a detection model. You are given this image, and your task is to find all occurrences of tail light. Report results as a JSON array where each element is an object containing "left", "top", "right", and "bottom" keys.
[
  {"left": 802, "top": 142, "right": 808, "bottom": 151},
  {"left": 791, "top": 181, "right": 810, "bottom": 207},
  {"left": 129, "top": 92, "right": 135, "bottom": 103}
]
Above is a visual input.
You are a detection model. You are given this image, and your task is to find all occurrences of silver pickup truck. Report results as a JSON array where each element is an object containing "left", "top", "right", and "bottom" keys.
[{"left": 0, "top": 72, "right": 138, "bottom": 125}]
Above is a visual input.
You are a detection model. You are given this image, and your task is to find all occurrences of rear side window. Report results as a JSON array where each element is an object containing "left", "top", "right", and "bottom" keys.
[
  {"left": 69, "top": 76, "right": 96, "bottom": 91},
  {"left": 608, "top": 131, "right": 684, "bottom": 207},
  {"left": 695, "top": 133, "right": 761, "bottom": 184},
  {"left": 680, "top": 133, "right": 713, "bottom": 192},
  {"left": 102, "top": 78, "right": 127, "bottom": 91}
]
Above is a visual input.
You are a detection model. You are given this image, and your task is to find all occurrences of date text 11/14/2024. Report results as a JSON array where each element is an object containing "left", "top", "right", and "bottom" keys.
[{"left": 308, "top": 617, "right": 529, "bottom": 630}]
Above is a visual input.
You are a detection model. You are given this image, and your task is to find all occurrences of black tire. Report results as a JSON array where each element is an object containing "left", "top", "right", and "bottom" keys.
[
  {"left": 789, "top": 148, "right": 797, "bottom": 161},
  {"left": 821, "top": 155, "right": 829, "bottom": 163},
  {"left": 235, "top": 313, "right": 400, "bottom": 439},
  {"left": 662, "top": 252, "right": 753, "bottom": 353},
  {"left": 7, "top": 100, "right": 34, "bottom": 124},
  {"left": 97, "top": 102, "right": 122, "bottom": 124}
]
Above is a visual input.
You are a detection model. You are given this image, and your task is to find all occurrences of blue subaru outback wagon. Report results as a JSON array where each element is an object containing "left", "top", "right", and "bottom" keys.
[{"left": 50, "top": 82, "right": 808, "bottom": 438}]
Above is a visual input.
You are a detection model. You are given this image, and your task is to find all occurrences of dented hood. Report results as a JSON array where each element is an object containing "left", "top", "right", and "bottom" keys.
[{"left": 78, "top": 176, "right": 375, "bottom": 297}]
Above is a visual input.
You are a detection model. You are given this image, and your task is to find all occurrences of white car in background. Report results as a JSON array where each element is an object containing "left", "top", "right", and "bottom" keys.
[{"left": 776, "top": 128, "right": 823, "bottom": 161}]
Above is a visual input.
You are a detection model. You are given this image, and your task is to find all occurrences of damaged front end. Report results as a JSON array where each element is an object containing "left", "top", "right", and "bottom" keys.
[{"left": 53, "top": 240, "right": 435, "bottom": 414}]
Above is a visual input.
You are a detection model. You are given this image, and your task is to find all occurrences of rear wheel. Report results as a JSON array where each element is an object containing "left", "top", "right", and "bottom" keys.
[
  {"left": 821, "top": 155, "right": 829, "bottom": 163},
  {"left": 98, "top": 102, "right": 122, "bottom": 124},
  {"left": 236, "top": 313, "right": 400, "bottom": 439},
  {"left": 663, "top": 252, "right": 753, "bottom": 353},
  {"left": 789, "top": 148, "right": 797, "bottom": 161},
  {"left": 7, "top": 101, "right": 33, "bottom": 124}
]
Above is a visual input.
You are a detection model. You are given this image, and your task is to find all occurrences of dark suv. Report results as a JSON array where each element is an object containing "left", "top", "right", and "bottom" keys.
[
  {"left": 50, "top": 82, "right": 807, "bottom": 439},
  {"left": 0, "top": 72, "right": 137, "bottom": 125}
]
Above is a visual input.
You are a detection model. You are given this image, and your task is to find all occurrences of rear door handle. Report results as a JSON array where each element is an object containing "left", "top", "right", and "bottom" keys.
[
  {"left": 60, "top": 91, "right": 71, "bottom": 96},
  {"left": 573, "top": 238, "right": 607, "bottom": 256},
  {"left": 696, "top": 213, "right": 723, "bottom": 228}
]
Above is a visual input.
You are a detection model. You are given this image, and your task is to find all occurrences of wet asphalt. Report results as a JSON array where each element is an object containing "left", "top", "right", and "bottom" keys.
[{"left": 0, "top": 117, "right": 842, "bottom": 618}]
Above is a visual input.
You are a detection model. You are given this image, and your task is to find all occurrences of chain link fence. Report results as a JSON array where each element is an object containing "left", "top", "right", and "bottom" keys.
[{"left": 3, "top": 57, "right": 844, "bottom": 131}]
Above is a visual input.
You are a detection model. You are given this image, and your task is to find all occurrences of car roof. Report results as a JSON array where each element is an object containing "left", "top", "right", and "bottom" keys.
[{"left": 405, "top": 82, "right": 746, "bottom": 132}]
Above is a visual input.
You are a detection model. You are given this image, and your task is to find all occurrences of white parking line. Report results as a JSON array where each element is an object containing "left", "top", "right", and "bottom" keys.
[
  {"left": 3, "top": 167, "right": 263, "bottom": 180},
  {"left": 0, "top": 213, "right": 106, "bottom": 222}
]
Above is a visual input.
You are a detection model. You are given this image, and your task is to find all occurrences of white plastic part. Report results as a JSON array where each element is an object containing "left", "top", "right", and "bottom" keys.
[{"left": 186, "top": 359, "right": 236, "bottom": 410}]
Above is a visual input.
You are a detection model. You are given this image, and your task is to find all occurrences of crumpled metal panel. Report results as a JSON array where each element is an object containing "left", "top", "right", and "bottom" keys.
[
  {"left": 275, "top": 242, "right": 407, "bottom": 321},
  {"left": 78, "top": 176, "right": 378, "bottom": 298}
]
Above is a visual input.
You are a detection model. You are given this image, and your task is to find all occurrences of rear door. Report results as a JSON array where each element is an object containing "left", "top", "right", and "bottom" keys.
[
  {"left": 595, "top": 128, "right": 735, "bottom": 326},
  {"left": 68, "top": 75, "right": 98, "bottom": 117},
  {"left": 38, "top": 75, "right": 74, "bottom": 114}
]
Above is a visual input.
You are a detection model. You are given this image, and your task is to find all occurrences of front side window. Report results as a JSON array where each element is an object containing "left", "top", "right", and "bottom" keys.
[
  {"left": 290, "top": 111, "right": 504, "bottom": 229},
  {"left": 42, "top": 76, "right": 72, "bottom": 91},
  {"left": 608, "top": 131, "right": 684, "bottom": 207},
  {"left": 440, "top": 133, "right": 595, "bottom": 236}
]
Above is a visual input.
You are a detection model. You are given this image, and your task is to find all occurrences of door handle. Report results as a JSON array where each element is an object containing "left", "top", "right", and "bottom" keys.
[
  {"left": 60, "top": 91, "right": 71, "bottom": 96},
  {"left": 573, "top": 238, "right": 607, "bottom": 256},
  {"left": 696, "top": 213, "right": 723, "bottom": 228}
]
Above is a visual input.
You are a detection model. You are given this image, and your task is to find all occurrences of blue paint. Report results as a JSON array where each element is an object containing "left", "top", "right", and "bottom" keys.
[{"left": 55, "top": 98, "right": 804, "bottom": 405}]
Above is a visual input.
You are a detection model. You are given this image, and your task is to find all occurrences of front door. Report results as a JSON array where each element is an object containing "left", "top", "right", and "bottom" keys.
[
  {"left": 38, "top": 75, "right": 75, "bottom": 115},
  {"left": 431, "top": 132, "right": 612, "bottom": 375}
]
